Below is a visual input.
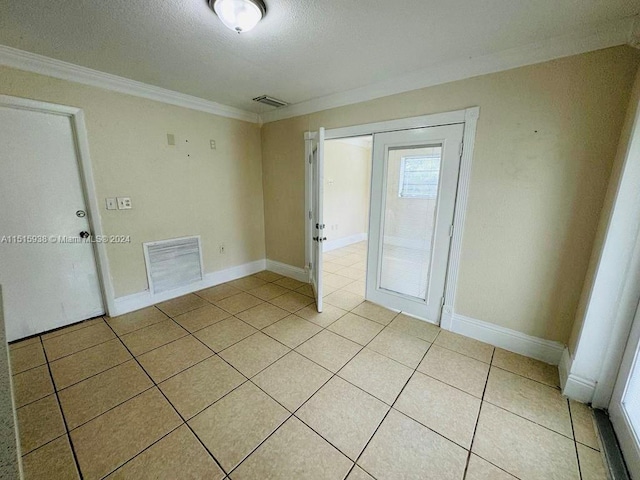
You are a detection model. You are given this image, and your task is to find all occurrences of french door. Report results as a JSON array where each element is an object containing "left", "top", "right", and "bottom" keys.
[
  {"left": 308, "top": 128, "right": 325, "bottom": 312},
  {"left": 366, "top": 124, "right": 464, "bottom": 322},
  {"left": 610, "top": 300, "right": 640, "bottom": 477}
]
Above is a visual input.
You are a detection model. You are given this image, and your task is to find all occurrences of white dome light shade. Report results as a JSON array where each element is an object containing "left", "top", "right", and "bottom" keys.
[{"left": 210, "top": 0, "right": 265, "bottom": 33}]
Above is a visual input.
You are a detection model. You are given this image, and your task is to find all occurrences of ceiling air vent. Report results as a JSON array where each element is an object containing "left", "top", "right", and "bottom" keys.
[{"left": 253, "top": 95, "right": 288, "bottom": 108}]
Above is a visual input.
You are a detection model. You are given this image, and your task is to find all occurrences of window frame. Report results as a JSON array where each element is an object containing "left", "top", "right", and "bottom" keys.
[{"left": 398, "top": 153, "right": 441, "bottom": 199}]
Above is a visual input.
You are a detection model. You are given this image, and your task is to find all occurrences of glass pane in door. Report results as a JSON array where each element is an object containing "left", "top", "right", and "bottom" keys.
[{"left": 379, "top": 145, "right": 442, "bottom": 299}]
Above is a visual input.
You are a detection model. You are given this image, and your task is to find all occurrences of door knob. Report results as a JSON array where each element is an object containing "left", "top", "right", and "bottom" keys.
[{"left": 79, "top": 231, "right": 90, "bottom": 239}]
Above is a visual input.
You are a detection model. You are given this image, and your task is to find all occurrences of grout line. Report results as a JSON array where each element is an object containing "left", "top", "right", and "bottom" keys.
[
  {"left": 568, "top": 397, "right": 584, "bottom": 480},
  {"left": 38, "top": 336, "right": 84, "bottom": 480}
]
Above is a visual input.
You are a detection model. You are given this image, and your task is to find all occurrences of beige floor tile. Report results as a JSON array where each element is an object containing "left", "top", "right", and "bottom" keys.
[
  {"left": 269, "top": 291, "right": 314, "bottom": 313},
  {"left": 189, "top": 382, "right": 289, "bottom": 472},
  {"left": 49, "top": 338, "right": 131, "bottom": 390},
  {"left": 59, "top": 360, "right": 153, "bottom": 429},
  {"left": 335, "top": 267, "right": 365, "bottom": 281},
  {"left": 253, "top": 270, "right": 284, "bottom": 282},
  {"left": 367, "top": 328, "right": 430, "bottom": 368},
  {"left": 70, "top": 388, "right": 182, "bottom": 480},
  {"left": 328, "top": 313, "right": 384, "bottom": 346},
  {"left": 352, "top": 302, "right": 398, "bottom": 326},
  {"left": 418, "top": 345, "right": 489, "bottom": 398},
  {"left": 263, "top": 315, "right": 322, "bottom": 348},
  {"left": 173, "top": 304, "right": 231, "bottom": 333},
  {"left": 159, "top": 355, "right": 246, "bottom": 419},
  {"left": 137, "top": 335, "right": 213, "bottom": 383},
  {"left": 359, "top": 409, "right": 467, "bottom": 480},
  {"left": 435, "top": 330, "right": 494, "bottom": 363},
  {"left": 473, "top": 402, "right": 579, "bottom": 480},
  {"left": 465, "top": 455, "right": 517, "bottom": 480},
  {"left": 388, "top": 314, "right": 440, "bottom": 342},
  {"left": 395, "top": 372, "right": 480, "bottom": 448},
  {"left": 253, "top": 351, "right": 332, "bottom": 411},
  {"left": 105, "top": 425, "right": 224, "bottom": 480},
  {"left": 12, "top": 365, "right": 53, "bottom": 407},
  {"left": 17, "top": 394, "right": 66, "bottom": 454},
  {"left": 248, "top": 283, "right": 290, "bottom": 301},
  {"left": 21, "top": 435, "right": 80, "bottom": 480},
  {"left": 9, "top": 336, "right": 41, "bottom": 350},
  {"left": 342, "top": 281, "right": 366, "bottom": 296},
  {"left": 577, "top": 444, "right": 608, "bottom": 480},
  {"left": 296, "top": 284, "right": 315, "bottom": 297},
  {"left": 120, "top": 319, "right": 188, "bottom": 356},
  {"left": 273, "top": 277, "right": 307, "bottom": 290},
  {"left": 41, "top": 317, "right": 105, "bottom": 340},
  {"left": 219, "top": 332, "right": 290, "bottom": 377},
  {"left": 228, "top": 276, "right": 269, "bottom": 291},
  {"left": 297, "top": 376, "right": 388, "bottom": 460},
  {"left": 106, "top": 307, "right": 168, "bottom": 336},
  {"left": 196, "top": 283, "right": 242, "bottom": 303},
  {"left": 296, "top": 304, "right": 347, "bottom": 328},
  {"left": 322, "top": 261, "right": 344, "bottom": 274},
  {"left": 156, "top": 294, "right": 209, "bottom": 317},
  {"left": 194, "top": 317, "right": 257, "bottom": 352},
  {"left": 324, "top": 273, "right": 355, "bottom": 289},
  {"left": 492, "top": 348, "right": 559, "bottom": 387},
  {"left": 215, "top": 292, "right": 264, "bottom": 314},
  {"left": 346, "top": 466, "right": 375, "bottom": 480},
  {"left": 10, "top": 341, "right": 46, "bottom": 374},
  {"left": 324, "top": 290, "right": 364, "bottom": 311},
  {"left": 43, "top": 322, "right": 116, "bottom": 361},
  {"left": 485, "top": 367, "right": 572, "bottom": 437},
  {"left": 339, "top": 349, "right": 412, "bottom": 404},
  {"left": 296, "top": 330, "right": 361, "bottom": 373},
  {"left": 237, "top": 303, "right": 290, "bottom": 329},
  {"left": 570, "top": 400, "right": 600, "bottom": 450},
  {"left": 231, "top": 416, "right": 352, "bottom": 480}
]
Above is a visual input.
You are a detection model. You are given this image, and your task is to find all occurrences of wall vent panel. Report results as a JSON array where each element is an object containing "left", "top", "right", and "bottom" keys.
[{"left": 143, "top": 236, "right": 203, "bottom": 294}]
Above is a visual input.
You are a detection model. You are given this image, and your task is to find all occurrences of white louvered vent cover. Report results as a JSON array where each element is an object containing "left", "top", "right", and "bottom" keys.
[{"left": 143, "top": 236, "right": 203, "bottom": 294}]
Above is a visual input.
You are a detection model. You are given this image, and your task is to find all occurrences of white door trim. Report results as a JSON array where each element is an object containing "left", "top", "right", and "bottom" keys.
[
  {"left": 305, "top": 107, "right": 480, "bottom": 325},
  {"left": 0, "top": 94, "right": 116, "bottom": 317}
]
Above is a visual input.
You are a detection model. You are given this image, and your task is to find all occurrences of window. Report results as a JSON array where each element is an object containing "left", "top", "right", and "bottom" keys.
[{"left": 398, "top": 153, "right": 441, "bottom": 199}]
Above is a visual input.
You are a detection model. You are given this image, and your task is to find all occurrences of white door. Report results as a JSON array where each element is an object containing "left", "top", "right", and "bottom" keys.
[
  {"left": 0, "top": 105, "right": 104, "bottom": 341},
  {"left": 366, "top": 124, "right": 464, "bottom": 322},
  {"left": 610, "top": 300, "right": 640, "bottom": 477},
  {"left": 309, "top": 128, "right": 325, "bottom": 312}
]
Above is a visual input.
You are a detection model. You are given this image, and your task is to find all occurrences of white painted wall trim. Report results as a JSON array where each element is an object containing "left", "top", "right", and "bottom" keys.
[
  {"left": 449, "top": 313, "right": 565, "bottom": 365},
  {"left": 262, "top": 16, "right": 636, "bottom": 123},
  {"left": 112, "top": 259, "right": 266, "bottom": 316},
  {"left": 323, "top": 233, "right": 367, "bottom": 253},
  {"left": 559, "top": 347, "right": 598, "bottom": 403},
  {"left": 0, "top": 94, "right": 117, "bottom": 319},
  {"left": 265, "top": 259, "right": 309, "bottom": 283},
  {"left": 0, "top": 45, "right": 260, "bottom": 124}
]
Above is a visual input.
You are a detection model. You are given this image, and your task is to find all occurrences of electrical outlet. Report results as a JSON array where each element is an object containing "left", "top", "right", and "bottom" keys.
[
  {"left": 167, "top": 133, "right": 175, "bottom": 146},
  {"left": 219, "top": 244, "right": 225, "bottom": 254},
  {"left": 210, "top": 140, "right": 216, "bottom": 150},
  {"left": 105, "top": 198, "right": 117, "bottom": 210},
  {"left": 117, "top": 197, "right": 132, "bottom": 210}
]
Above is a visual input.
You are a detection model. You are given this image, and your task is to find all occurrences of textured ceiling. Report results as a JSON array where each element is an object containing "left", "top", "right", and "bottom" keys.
[{"left": 0, "top": 0, "right": 638, "bottom": 113}]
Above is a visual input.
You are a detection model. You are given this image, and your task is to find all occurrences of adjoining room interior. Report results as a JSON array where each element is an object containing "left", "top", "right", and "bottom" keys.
[{"left": 2, "top": 1, "right": 640, "bottom": 479}]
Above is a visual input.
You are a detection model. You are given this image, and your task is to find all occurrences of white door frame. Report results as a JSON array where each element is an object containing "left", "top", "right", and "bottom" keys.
[
  {"left": 304, "top": 106, "right": 479, "bottom": 327},
  {"left": 0, "top": 94, "right": 116, "bottom": 317}
]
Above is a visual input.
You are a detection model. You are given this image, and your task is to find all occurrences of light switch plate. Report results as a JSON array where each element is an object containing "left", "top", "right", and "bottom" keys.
[
  {"left": 105, "top": 198, "right": 117, "bottom": 210},
  {"left": 117, "top": 197, "right": 132, "bottom": 210}
]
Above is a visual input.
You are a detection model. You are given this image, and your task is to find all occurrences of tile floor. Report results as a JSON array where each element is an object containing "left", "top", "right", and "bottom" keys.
[{"left": 9, "top": 242, "right": 608, "bottom": 479}]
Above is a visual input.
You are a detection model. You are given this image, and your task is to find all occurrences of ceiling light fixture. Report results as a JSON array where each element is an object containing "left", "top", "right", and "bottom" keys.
[{"left": 209, "top": 0, "right": 266, "bottom": 34}]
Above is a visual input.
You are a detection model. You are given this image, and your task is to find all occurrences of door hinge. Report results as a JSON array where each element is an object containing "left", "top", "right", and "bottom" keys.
[
  {"left": 309, "top": 154, "right": 313, "bottom": 164},
  {"left": 308, "top": 262, "right": 313, "bottom": 269},
  {"left": 441, "top": 296, "right": 445, "bottom": 307},
  {"left": 459, "top": 142, "right": 464, "bottom": 158},
  {"left": 449, "top": 224, "right": 454, "bottom": 237},
  {"left": 308, "top": 210, "right": 312, "bottom": 220}
]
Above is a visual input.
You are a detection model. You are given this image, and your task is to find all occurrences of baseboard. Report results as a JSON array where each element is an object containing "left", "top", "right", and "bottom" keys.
[
  {"left": 323, "top": 233, "right": 367, "bottom": 253},
  {"left": 265, "top": 259, "right": 309, "bottom": 283},
  {"left": 448, "top": 313, "right": 565, "bottom": 365},
  {"left": 559, "top": 347, "right": 597, "bottom": 402},
  {"left": 111, "top": 259, "right": 266, "bottom": 316}
]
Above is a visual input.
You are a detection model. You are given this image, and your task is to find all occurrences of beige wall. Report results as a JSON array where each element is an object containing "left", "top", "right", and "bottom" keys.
[
  {"left": 568, "top": 64, "right": 640, "bottom": 354},
  {"left": 261, "top": 46, "right": 640, "bottom": 343},
  {"left": 0, "top": 66, "right": 265, "bottom": 298},
  {"left": 323, "top": 139, "right": 371, "bottom": 242}
]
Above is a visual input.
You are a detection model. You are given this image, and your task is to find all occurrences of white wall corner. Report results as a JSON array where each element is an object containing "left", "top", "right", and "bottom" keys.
[
  {"left": 265, "top": 259, "right": 310, "bottom": 283},
  {"left": 447, "top": 313, "right": 565, "bottom": 365},
  {"left": 112, "top": 259, "right": 266, "bottom": 316},
  {"left": 560, "top": 347, "right": 598, "bottom": 403}
]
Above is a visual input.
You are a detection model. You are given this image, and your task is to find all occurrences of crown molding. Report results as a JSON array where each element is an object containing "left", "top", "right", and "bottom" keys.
[
  {"left": 0, "top": 45, "right": 260, "bottom": 124},
  {"left": 261, "top": 16, "right": 637, "bottom": 124}
]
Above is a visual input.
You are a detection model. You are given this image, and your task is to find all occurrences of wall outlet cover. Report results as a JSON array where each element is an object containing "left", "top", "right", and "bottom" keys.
[
  {"left": 117, "top": 197, "right": 132, "bottom": 210},
  {"left": 105, "top": 198, "right": 117, "bottom": 210}
]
